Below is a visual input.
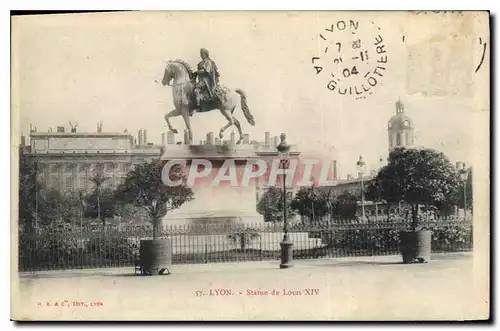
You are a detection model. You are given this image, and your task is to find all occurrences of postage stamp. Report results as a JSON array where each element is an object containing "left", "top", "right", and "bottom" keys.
[{"left": 10, "top": 11, "right": 490, "bottom": 322}]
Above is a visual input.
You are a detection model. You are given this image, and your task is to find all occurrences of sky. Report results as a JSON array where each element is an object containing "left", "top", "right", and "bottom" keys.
[{"left": 11, "top": 11, "right": 489, "bottom": 178}]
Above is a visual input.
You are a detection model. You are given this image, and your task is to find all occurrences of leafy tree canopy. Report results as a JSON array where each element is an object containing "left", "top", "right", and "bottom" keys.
[
  {"left": 290, "top": 187, "right": 330, "bottom": 221},
  {"left": 365, "top": 148, "right": 461, "bottom": 228},
  {"left": 257, "top": 186, "right": 295, "bottom": 223},
  {"left": 115, "top": 159, "right": 194, "bottom": 237}
]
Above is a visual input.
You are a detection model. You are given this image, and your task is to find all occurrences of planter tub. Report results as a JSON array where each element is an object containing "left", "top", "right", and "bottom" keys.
[
  {"left": 399, "top": 230, "right": 432, "bottom": 264},
  {"left": 139, "top": 238, "right": 172, "bottom": 275}
]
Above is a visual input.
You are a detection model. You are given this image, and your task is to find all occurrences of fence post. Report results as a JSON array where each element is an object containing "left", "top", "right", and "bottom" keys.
[
  {"left": 259, "top": 234, "right": 263, "bottom": 261},
  {"left": 204, "top": 235, "right": 208, "bottom": 264}
]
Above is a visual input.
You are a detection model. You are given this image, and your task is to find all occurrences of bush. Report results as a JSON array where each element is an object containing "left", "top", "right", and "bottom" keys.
[
  {"left": 316, "top": 222, "right": 472, "bottom": 255},
  {"left": 35, "top": 220, "right": 80, "bottom": 268},
  {"left": 227, "top": 228, "right": 261, "bottom": 250},
  {"left": 431, "top": 222, "right": 472, "bottom": 252},
  {"left": 328, "top": 228, "right": 400, "bottom": 254},
  {"left": 84, "top": 237, "right": 139, "bottom": 264}
]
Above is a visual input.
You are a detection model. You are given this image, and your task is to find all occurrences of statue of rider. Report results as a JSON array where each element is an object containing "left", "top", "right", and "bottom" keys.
[{"left": 192, "top": 48, "right": 220, "bottom": 116}]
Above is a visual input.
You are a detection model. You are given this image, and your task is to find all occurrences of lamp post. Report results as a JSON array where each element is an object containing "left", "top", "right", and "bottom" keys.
[
  {"left": 309, "top": 183, "right": 317, "bottom": 224},
  {"left": 277, "top": 133, "right": 293, "bottom": 269},
  {"left": 356, "top": 155, "right": 366, "bottom": 220},
  {"left": 459, "top": 163, "right": 469, "bottom": 219}
]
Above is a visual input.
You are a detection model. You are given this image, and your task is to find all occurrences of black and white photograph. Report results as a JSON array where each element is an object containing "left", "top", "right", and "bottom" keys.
[{"left": 10, "top": 10, "right": 490, "bottom": 321}]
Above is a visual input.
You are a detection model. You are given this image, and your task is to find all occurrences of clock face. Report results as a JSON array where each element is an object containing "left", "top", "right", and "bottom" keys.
[{"left": 403, "top": 120, "right": 410, "bottom": 127}]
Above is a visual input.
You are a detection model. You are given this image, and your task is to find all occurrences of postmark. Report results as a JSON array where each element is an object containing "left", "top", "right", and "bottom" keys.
[{"left": 311, "top": 20, "right": 388, "bottom": 100}]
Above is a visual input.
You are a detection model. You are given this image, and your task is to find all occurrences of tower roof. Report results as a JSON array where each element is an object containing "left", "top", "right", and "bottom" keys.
[{"left": 388, "top": 99, "right": 413, "bottom": 130}]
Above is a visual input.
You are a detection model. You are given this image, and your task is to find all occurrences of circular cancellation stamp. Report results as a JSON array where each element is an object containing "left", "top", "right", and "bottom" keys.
[{"left": 311, "top": 20, "right": 388, "bottom": 100}]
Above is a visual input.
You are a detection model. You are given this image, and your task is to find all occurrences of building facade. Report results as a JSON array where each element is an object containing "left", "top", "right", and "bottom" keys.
[{"left": 26, "top": 127, "right": 162, "bottom": 193}]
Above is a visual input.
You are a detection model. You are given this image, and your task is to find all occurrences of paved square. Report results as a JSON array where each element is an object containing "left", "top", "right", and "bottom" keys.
[{"left": 13, "top": 253, "right": 487, "bottom": 320}]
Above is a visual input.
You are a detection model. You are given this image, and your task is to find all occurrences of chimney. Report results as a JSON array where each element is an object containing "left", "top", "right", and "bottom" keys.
[
  {"left": 167, "top": 131, "right": 175, "bottom": 145},
  {"left": 230, "top": 131, "right": 236, "bottom": 145},
  {"left": 20, "top": 134, "right": 26, "bottom": 147},
  {"left": 347, "top": 174, "right": 352, "bottom": 180},
  {"left": 56, "top": 126, "right": 65, "bottom": 133},
  {"left": 207, "top": 132, "right": 214, "bottom": 145},
  {"left": 332, "top": 160, "right": 338, "bottom": 180},
  {"left": 138, "top": 129, "right": 143, "bottom": 145},
  {"left": 273, "top": 136, "right": 279, "bottom": 148},
  {"left": 97, "top": 122, "right": 103, "bottom": 133},
  {"left": 143, "top": 129, "right": 148, "bottom": 145},
  {"left": 242, "top": 134, "right": 250, "bottom": 144},
  {"left": 264, "top": 132, "right": 270, "bottom": 147},
  {"left": 183, "top": 130, "right": 189, "bottom": 145},
  {"left": 456, "top": 161, "right": 461, "bottom": 170}
]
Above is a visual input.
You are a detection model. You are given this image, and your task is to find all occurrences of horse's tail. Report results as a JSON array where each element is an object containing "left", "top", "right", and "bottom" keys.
[{"left": 235, "top": 89, "right": 255, "bottom": 126}]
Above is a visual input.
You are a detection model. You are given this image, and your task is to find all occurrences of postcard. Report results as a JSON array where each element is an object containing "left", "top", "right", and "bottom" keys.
[{"left": 11, "top": 11, "right": 490, "bottom": 321}]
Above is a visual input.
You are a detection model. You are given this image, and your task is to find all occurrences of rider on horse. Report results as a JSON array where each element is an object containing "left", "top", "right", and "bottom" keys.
[{"left": 191, "top": 48, "right": 220, "bottom": 116}]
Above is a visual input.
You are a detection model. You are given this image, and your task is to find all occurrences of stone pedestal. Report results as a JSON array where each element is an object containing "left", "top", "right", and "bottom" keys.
[{"left": 160, "top": 144, "right": 264, "bottom": 227}]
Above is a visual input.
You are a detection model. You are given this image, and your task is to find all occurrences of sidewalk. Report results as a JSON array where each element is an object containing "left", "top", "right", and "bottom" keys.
[
  {"left": 13, "top": 252, "right": 488, "bottom": 321},
  {"left": 18, "top": 252, "right": 472, "bottom": 279}
]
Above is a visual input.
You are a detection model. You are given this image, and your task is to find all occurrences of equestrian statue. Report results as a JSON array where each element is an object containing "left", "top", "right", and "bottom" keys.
[{"left": 161, "top": 48, "right": 255, "bottom": 145}]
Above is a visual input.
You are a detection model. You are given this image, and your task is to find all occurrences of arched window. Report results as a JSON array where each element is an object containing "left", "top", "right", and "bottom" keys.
[{"left": 396, "top": 132, "right": 402, "bottom": 146}]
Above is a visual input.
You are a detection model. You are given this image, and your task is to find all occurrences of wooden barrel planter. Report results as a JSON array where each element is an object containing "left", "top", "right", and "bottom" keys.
[
  {"left": 399, "top": 230, "right": 432, "bottom": 264},
  {"left": 139, "top": 238, "right": 172, "bottom": 275}
]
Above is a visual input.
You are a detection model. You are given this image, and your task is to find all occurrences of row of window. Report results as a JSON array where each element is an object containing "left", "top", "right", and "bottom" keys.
[
  {"left": 41, "top": 163, "right": 132, "bottom": 174},
  {"left": 46, "top": 176, "right": 127, "bottom": 191}
]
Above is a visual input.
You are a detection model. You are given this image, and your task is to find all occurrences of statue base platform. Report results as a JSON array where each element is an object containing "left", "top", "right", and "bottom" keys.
[{"left": 160, "top": 144, "right": 263, "bottom": 227}]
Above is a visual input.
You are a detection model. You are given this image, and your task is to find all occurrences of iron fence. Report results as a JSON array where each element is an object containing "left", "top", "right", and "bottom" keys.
[{"left": 18, "top": 217, "right": 473, "bottom": 272}]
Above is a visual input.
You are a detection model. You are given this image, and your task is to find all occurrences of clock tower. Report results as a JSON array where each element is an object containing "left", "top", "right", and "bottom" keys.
[{"left": 388, "top": 98, "right": 414, "bottom": 151}]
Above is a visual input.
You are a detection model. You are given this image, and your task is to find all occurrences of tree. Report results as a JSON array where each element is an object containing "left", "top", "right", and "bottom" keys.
[
  {"left": 86, "top": 166, "right": 110, "bottom": 228},
  {"left": 290, "top": 187, "right": 330, "bottom": 223},
  {"left": 257, "top": 187, "right": 295, "bottom": 223},
  {"left": 365, "top": 148, "right": 460, "bottom": 231},
  {"left": 115, "top": 159, "right": 194, "bottom": 239},
  {"left": 39, "top": 189, "right": 83, "bottom": 224},
  {"left": 18, "top": 152, "right": 41, "bottom": 229},
  {"left": 84, "top": 187, "right": 117, "bottom": 224},
  {"left": 331, "top": 191, "right": 358, "bottom": 219}
]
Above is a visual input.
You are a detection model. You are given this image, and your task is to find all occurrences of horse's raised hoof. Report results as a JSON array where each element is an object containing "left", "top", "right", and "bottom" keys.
[
  {"left": 171, "top": 129, "right": 178, "bottom": 134},
  {"left": 219, "top": 132, "right": 224, "bottom": 139}
]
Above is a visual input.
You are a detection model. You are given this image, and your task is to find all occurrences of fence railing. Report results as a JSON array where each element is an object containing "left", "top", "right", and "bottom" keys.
[{"left": 18, "top": 217, "right": 473, "bottom": 272}]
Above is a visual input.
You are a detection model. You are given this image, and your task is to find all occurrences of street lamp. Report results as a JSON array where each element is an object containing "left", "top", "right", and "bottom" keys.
[
  {"left": 459, "top": 163, "right": 469, "bottom": 219},
  {"left": 356, "top": 155, "right": 366, "bottom": 220},
  {"left": 277, "top": 133, "right": 292, "bottom": 269},
  {"left": 309, "top": 183, "right": 317, "bottom": 224}
]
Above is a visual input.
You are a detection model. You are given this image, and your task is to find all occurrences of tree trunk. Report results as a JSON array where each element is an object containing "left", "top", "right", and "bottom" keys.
[
  {"left": 152, "top": 219, "right": 157, "bottom": 241},
  {"left": 97, "top": 193, "right": 101, "bottom": 225},
  {"left": 240, "top": 235, "right": 246, "bottom": 251},
  {"left": 411, "top": 204, "right": 419, "bottom": 232},
  {"left": 151, "top": 214, "right": 159, "bottom": 240}
]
